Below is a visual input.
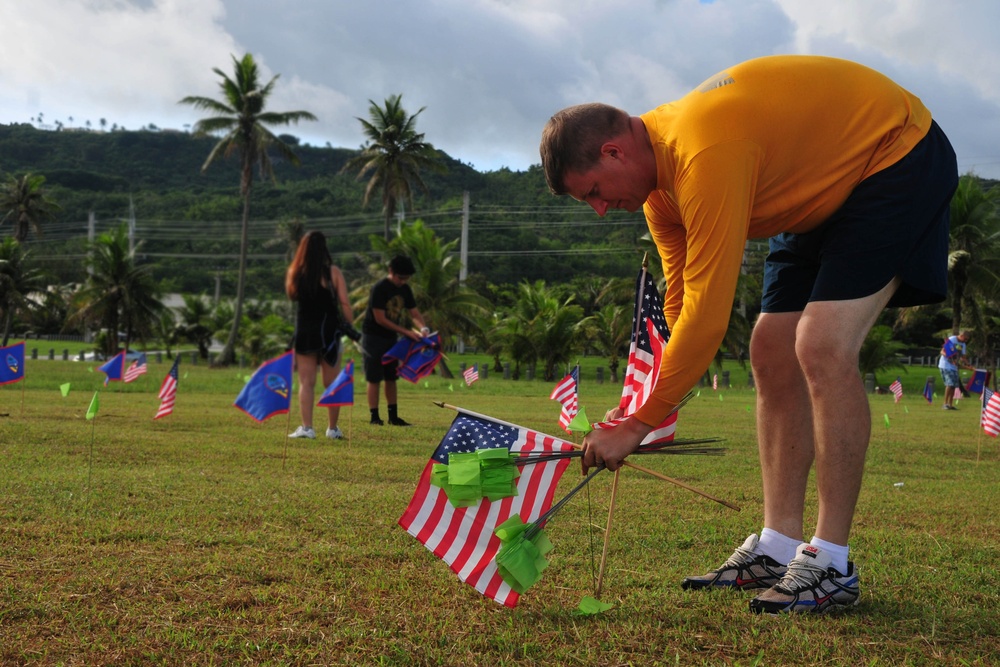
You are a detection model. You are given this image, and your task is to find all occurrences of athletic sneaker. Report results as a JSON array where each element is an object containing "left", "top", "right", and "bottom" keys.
[
  {"left": 289, "top": 425, "right": 316, "bottom": 439},
  {"left": 326, "top": 427, "right": 344, "bottom": 440},
  {"left": 388, "top": 416, "right": 412, "bottom": 426},
  {"left": 681, "top": 534, "right": 788, "bottom": 590},
  {"left": 749, "top": 543, "right": 860, "bottom": 614},
  {"left": 370, "top": 416, "right": 384, "bottom": 426}
]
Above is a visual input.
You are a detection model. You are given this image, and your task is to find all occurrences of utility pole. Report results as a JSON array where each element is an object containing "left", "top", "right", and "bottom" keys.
[{"left": 458, "top": 191, "right": 470, "bottom": 354}]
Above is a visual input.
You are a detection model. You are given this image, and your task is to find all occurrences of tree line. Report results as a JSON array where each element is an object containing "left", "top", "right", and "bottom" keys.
[{"left": 3, "top": 53, "right": 1000, "bottom": 386}]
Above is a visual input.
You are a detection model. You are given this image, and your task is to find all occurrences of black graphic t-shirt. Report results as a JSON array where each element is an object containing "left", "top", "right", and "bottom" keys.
[{"left": 362, "top": 277, "right": 417, "bottom": 339}]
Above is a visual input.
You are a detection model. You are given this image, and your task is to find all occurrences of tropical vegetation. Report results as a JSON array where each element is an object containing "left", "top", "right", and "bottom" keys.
[{"left": 179, "top": 53, "right": 317, "bottom": 366}]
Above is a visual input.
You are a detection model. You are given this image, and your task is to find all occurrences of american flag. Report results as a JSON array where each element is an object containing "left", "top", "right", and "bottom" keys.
[
  {"left": 593, "top": 268, "right": 678, "bottom": 445},
  {"left": 123, "top": 353, "right": 148, "bottom": 383},
  {"left": 463, "top": 363, "right": 480, "bottom": 386},
  {"left": 398, "top": 411, "right": 573, "bottom": 607},
  {"left": 982, "top": 387, "right": 1000, "bottom": 437},
  {"left": 923, "top": 380, "right": 934, "bottom": 404},
  {"left": 549, "top": 366, "right": 579, "bottom": 432},
  {"left": 154, "top": 356, "right": 180, "bottom": 420},
  {"left": 889, "top": 377, "right": 903, "bottom": 403}
]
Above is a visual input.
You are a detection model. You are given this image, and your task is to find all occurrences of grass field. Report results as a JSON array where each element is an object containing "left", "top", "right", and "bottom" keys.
[{"left": 2, "top": 352, "right": 998, "bottom": 666}]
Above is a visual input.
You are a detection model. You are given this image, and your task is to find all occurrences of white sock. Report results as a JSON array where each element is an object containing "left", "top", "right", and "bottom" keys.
[
  {"left": 810, "top": 536, "right": 850, "bottom": 574},
  {"left": 758, "top": 527, "right": 801, "bottom": 565}
]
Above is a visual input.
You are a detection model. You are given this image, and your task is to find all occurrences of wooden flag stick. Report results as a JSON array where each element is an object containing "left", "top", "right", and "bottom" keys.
[
  {"left": 282, "top": 408, "right": 292, "bottom": 469},
  {"left": 433, "top": 401, "right": 740, "bottom": 511},
  {"left": 595, "top": 468, "right": 621, "bottom": 598}
]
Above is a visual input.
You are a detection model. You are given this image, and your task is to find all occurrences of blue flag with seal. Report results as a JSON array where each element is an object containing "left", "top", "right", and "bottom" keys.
[
  {"left": 383, "top": 333, "right": 442, "bottom": 383},
  {"left": 318, "top": 359, "right": 354, "bottom": 407},
  {"left": 966, "top": 369, "right": 990, "bottom": 395},
  {"left": 234, "top": 351, "right": 293, "bottom": 422},
  {"left": 97, "top": 350, "right": 126, "bottom": 385},
  {"left": 0, "top": 341, "right": 25, "bottom": 385}
]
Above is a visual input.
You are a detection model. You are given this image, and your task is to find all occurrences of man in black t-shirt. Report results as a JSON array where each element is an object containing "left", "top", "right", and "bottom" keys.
[{"left": 361, "top": 255, "right": 431, "bottom": 425}]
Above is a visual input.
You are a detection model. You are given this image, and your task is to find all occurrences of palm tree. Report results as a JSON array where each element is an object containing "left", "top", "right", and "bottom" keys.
[
  {"left": 341, "top": 94, "right": 444, "bottom": 241},
  {"left": 179, "top": 53, "right": 317, "bottom": 366},
  {"left": 498, "top": 280, "right": 588, "bottom": 381},
  {"left": 589, "top": 303, "right": 632, "bottom": 383},
  {"left": 0, "top": 173, "right": 61, "bottom": 242},
  {"left": 371, "top": 220, "right": 490, "bottom": 344},
  {"left": 176, "top": 293, "right": 216, "bottom": 359},
  {"left": 0, "top": 238, "right": 46, "bottom": 345},
  {"left": 68, "top": 224, "right": 164, "bottom": 357},
  {"left": 946, "top": 174, "right": 1000, "bottom": 335}
]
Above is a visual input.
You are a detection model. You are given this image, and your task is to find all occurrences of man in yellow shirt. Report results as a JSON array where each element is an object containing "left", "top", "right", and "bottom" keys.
[{"left": 540, "top": 55, "right": 957, "bottom": 614}]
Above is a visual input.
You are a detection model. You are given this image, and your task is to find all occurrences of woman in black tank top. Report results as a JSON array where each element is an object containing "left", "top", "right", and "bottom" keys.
[{"left": 284, "top": 231, "right": 355, "bottom": 440}]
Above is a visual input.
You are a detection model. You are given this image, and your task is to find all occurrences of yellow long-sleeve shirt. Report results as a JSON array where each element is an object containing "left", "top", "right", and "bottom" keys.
[{"left": 634, "top": 55, "right": 932, "bottom": 425}]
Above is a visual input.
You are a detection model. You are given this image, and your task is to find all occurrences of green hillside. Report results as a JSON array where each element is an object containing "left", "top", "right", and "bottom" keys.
[{"left": 0, "top": 123, "right": 650, "bottom": 296}]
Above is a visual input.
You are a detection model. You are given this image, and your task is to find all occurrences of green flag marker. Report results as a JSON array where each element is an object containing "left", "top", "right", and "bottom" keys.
[
  {"left": 424, "top": 380, "right": 430, "bottom": 388},
  {"left": 904, "top": 405, "right": 909, "bottom": 414},
  {"left": 183, "top": 372, "right": 189, "bottom": 379},
  {"left": 574, "top": 595, "right": 614, "bottom": 616},
  {"left": 884, "top": 413, "right": 890, "bottom": 428},
  {"left": 696, "top": 390, "right": 701, "bottom": 397},
  {"left": 719, "top": 394, "right": 724, "bottom": 401},
  {"left": 86, "top": 392, "right": 100, "bottom": 420},
  {"left": 449, "top": 383, "right": 454, "bottom": 392},
  {"left": 566, "top": 406, "right": 592, "bottom": 435},
  {"left": 60, "top": 383, "right": 71, "bottom": 397},
  {"left": 494, "top": 515, "right": 553, "bottom": 594}
]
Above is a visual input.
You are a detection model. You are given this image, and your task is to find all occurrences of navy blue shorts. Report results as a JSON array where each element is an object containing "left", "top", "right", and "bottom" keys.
[{"left": 761, "top": 121, "right": 958, "bottom": 313}]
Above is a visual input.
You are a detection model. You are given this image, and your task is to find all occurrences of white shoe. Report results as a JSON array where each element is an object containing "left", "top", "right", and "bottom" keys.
[
  {"left": 289, "top": 425, "right": 316, "bottom": 439},
  {"left": 326, "top": 426, "right": 344, "bottom": 440}
]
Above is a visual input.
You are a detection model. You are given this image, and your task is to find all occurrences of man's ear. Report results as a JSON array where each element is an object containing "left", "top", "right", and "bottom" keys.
[{"left": 600, "top": 141, "right": 623, "bottom": 160}]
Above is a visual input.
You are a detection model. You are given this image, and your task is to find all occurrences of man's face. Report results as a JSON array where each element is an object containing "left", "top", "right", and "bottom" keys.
[{"left": 561, "top": 148, "right": 652, "bottom": 217}]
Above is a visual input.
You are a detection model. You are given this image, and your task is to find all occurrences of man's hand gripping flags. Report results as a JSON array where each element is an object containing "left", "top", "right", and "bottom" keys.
[{"left": 400, "top": 258, "right": 732, "bottom": 607}]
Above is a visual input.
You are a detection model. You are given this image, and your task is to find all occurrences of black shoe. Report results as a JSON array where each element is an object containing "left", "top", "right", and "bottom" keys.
[
  {"left": 370, "top": 416, "right": 384, "bottom": 425},
  {"left": 388, "top": 417, "right": 412, "bottom": 426}
]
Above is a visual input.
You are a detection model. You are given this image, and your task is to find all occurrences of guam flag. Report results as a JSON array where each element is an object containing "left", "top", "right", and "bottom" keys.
[
  {"left": 966, "top": 369, "right": 991, "bottom": 395},
  {"left": 383, "top": 333, "right": 442, "bottom": 383},
  {"left": 0, "top": 341, "right": 26, "bottom": 385},
  {"left": 318, "top": 360, "right": 354, "bottom": 407},
  {"left": 98, "top": 350, "right": 126, "bottom": 385},
  {"left": 234, "top": 351, "right": 293, "bottom": 422}
]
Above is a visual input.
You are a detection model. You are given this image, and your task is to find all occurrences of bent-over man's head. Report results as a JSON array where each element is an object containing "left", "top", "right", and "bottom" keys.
[{"left": 539, "top": 103, "right": 630, "bottom": 195}]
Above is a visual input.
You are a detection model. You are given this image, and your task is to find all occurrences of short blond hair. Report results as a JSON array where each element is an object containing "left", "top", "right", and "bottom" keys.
[{"left": 539, "top": 103, "right": 630, "bottom": 195}]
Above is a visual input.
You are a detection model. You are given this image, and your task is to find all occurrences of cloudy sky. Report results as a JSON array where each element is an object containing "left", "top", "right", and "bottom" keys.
[{"left": 3, "top": 0, "right": 1000, "bottom": 178}]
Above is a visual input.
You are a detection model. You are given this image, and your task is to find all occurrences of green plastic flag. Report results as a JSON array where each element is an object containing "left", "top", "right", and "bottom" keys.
[
  {"left": 696, "top": 390, "right": 701, "bottom": 397},
  {"left": 494, "top": 515, "right": 553, "bottom": 594},
  {"left": 574, "top": 595, "right": 614, "bottom": 616},
  {"left": 86, "top": 391, "right": 100, "bottom": 420},
  {"left": 884, "top": 413, "right": 890, "bottom": 428},
  {"left": 904, "top": 405, "right": 909, "bottom": 414},
  {"left": 430, "top": 448, "right": 520, "bottom": 508},
  {"left": 423, "top": 380, "right": 430, "bottom": 388},
  {"left": 449, "top": 383, "right": 454, "bottom": 391},
  {"left": 60, "top": 383, "right": 71, "bottom": 397},
  {"left": 566, "top": 406, "right": 592, "bottom": 435},
  {"left": 719, "top": 394, "right": 724, "bottom": 401}
]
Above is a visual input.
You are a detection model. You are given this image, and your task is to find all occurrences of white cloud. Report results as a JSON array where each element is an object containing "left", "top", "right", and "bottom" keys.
[{"left": 0, "top": 0, "right": 998, "bottom": 176}]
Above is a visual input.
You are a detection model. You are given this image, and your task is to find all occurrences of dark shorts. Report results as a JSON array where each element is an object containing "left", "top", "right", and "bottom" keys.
[
  {"left": 293, "top": 314, "right": 341, "bottom": 366},
  {"left": 362, "top": 334, "right": 399, "bottom": 383},
  {"left": 761, "top": 121, "right": 958, "bottom": 313}
]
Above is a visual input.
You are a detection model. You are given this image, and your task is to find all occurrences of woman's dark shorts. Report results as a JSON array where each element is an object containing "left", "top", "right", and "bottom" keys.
[
  {"left": 761, "top": 121, "right": 958, "bottom": 313},
  {"left": 293, "top": 313, "right": 341, "bottom": 366},
  {"left": 362, "top": 334, "right": 399, "bottom": 383}
]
